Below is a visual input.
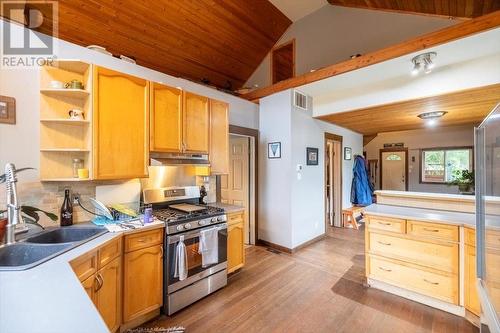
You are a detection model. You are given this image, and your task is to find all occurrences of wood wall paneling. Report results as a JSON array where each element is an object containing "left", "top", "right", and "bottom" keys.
[{"left": 3, "top": 0, "right": 291, "bottom": 90}]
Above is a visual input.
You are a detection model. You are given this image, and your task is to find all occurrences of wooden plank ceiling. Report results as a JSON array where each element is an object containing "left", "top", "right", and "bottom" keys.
[
  {"left": 316, "top": 84, "right": 500, "bottom": 136},
  {"left": 327, "top": 0, "right": 500, "bottom": 19},
  {"left": 7, "top": 0, "right": 291, "bottom": 90}
]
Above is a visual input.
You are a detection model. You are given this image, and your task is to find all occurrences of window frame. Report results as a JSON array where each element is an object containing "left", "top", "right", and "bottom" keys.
[{"left": 419, "top": 146, "right": 474, "bottom": 185}]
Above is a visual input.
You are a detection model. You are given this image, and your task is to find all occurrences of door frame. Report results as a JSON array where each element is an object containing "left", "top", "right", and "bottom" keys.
[
  {"left": 379, "top": 147, "right": 409, "bottom": 191},
  {"left": 220, "top": 125, "right": 259, "bottom": 244},
  {"left": 324, "top": 133, "right": 343, "bottom": 232}
]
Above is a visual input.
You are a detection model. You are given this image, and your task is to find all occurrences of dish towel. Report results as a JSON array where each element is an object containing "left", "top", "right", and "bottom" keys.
[
  {"left": 198, "top": 227, "right": 219, "bottom": 267},
  {"left": 174, "top": 235, "right": 188, "bottom": 281}
]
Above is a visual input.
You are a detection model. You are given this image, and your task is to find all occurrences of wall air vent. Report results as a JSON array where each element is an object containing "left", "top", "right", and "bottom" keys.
[{"left": 294, "top": 90, "right": 308, "bottom": 110}]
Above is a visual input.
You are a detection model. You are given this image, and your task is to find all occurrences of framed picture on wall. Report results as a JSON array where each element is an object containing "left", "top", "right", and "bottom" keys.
[
  {"left": 306, "top": 147, "right": 319, "bottom": 165},
  {"left": 344, "top": 147, "right": 352, "bottom": 160},
  {"left": 0, "top": 96, "right": 16, "bottom": 124},
  {"left": 268, "top": 142, "right": 281, "bottom": 159}
]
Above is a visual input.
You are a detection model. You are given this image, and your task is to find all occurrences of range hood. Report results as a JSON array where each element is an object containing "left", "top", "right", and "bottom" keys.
[{"left": 150, "top": 152, "right": 209, "bottom": 166}]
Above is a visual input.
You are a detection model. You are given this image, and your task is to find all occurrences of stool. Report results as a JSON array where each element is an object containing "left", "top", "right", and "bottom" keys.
[{"left": 342, "top": 206, "right": 364, "bottom": 229}]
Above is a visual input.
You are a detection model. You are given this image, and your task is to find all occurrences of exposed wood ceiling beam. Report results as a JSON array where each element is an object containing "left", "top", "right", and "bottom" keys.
[
  {"left": 242, "top": 10, "right": 500, "bottom": 102},
  {"left": 316, "top": 84, "right": 500, "bottom": 136}
]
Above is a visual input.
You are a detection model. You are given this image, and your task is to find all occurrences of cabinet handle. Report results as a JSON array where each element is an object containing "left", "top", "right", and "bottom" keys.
[
  {"left": 377, "top": 241, "right": 391, "bottom": 246},
  {"left": 377, "top": 222, "right": 392, "bottom": 226},
  {"left": 94, "top": 273, "right": 103, "bottom": 292},
  {"left": 378, "top": 266, "right": 392, "bottom": 272},
  {"left": 160, "top": 246, "right": 164, "bottom": 258},
  {"left": 423, "top": 228, "right": 440, "bottom": 232},
  {"left": 423, "top": 278, "right": 439, "bottom": 285}
]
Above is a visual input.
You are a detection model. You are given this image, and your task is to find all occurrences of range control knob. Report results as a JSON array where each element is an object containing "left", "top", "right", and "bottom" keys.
[
  {"left": 217, "top": 216, "right": 225, "bottom": 222},
  {"left": 211, "top": 217, "right": 217, "bottom": 223},
  {"left": 198, "top": 220, "right": 208, "bottom": 226},
  {"left": 184, "top": 223, "right": 192, "bottom": 229},
  {"left": 176, "top": 225, "right": 184, "bottom": 231}
]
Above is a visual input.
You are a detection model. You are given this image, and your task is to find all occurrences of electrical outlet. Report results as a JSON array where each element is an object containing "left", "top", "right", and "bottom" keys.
[{"left": 72, "top": 193, "right": 80, "bottom": 205}]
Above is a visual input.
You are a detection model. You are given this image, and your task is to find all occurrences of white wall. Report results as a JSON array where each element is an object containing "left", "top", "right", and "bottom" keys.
[
  {"left": 245, "top": 5, "right": 456, "bottom": 89},
  {"left": 0, "top": 20, "right": 259, "bottom": 182},
  {"left": 364, "top": 125, "right": 475, "bottom": 194},
  {"left": 259, "top": 90, "right": 362, "bottom": 249}
]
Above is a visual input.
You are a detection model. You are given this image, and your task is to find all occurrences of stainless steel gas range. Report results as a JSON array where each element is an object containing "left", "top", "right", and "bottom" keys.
[{"left": 142, "top": 186, "right": 228, "bottom": 315}]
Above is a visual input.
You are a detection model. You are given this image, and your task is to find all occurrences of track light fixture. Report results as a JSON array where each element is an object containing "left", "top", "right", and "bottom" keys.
[{"left": 411, "top": 52, "right": 437, "bottom": 75}]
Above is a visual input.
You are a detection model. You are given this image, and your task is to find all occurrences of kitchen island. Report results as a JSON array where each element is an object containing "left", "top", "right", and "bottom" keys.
[{"left": 364, "top": 191, "right": 500, "bottom": 326}]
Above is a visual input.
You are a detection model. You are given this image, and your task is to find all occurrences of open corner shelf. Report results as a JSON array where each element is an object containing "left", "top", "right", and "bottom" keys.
[
  {"left": 40, "top": 148, "right": 90, "bottom": 152},
  {"left": 44, "top": 59, "right": 90, "bottom": 74},
  {"left": 40, "top": 118, "right": 90, "bottom": 125},
  {"left": 40, "top": 178, "right": 92, "bottom": 182},
  {"left": 40, "top": 89, "right": 90, "bottom": 99}
]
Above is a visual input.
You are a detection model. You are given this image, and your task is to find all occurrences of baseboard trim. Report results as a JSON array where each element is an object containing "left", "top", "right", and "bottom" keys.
[
  {"left": 257, "top": 234, "right": 327, "bottom": 254},
  {"left": 367, "top": 278, "right": 465, "bottom": 317},
  {"left": 257, "top": 239, "right": 292, "bottom": 254}
]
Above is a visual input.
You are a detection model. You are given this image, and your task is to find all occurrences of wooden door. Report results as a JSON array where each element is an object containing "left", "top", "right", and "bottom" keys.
[
  {"left": 209, "top": 99, "right": 229, "bottom": 174},
  {"left": 221, "top": 136, "right": 250, "bottom": 243},
  {"left": 227, "top": 218, "right": 244, "bottom": 273},
  {"left": 96, "top": 256, "right": 121, "bottom": 332},
  {"left": 183, "top": 92, "right": 209, "bottom": 153},
  {"left": 150, "top": 83, "right": 182, "bottom": 152},
  {"left": 381, "top": 150, "right": 407, "bottom": 191},
  {"left": 81, "top": 274, "right": 97, "bottom": 306},
  {"left": 93, "top": 66, "right": 149, "bottom": 179},
  {"left": 123, "top": 245, "right": 163, "bottom": 323}
]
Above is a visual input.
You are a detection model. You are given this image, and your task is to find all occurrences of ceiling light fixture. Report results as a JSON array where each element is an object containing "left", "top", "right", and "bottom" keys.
[
  {"left": 417, "top": 111, "right": 447, "bottom": 120},
  {"left": 411, "top": 52, "right": 437, "bottom": 75}
]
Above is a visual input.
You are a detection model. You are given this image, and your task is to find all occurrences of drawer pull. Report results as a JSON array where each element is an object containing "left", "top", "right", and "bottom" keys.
[
  {"left": 378, "top": 266, "right": 392, "bottom": 272},
  {"left": 377, "top": 222, "right": 392, "bottom": 226},
  {"left": 136, "top": 238, "right": 148, "bottom": 243},
  {"left": 377, "top": 241, "right": 392, "bottom": 246},
  {"left": 423, "top": 228, "right": 440, "bottom": 232},
  {"left": 423, "top": 278, "right": 439, "bottom": 285}
]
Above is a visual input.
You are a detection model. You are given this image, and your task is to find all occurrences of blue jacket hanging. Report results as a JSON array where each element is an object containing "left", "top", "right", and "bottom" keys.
[{"left": 351, "top": 155, "right": 373, "bottom": 206}]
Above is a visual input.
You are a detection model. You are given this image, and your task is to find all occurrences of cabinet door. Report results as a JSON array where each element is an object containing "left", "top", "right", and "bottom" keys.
[
  {"left": 96, "top": 256, "right": 122, "bottom": 332},
  {"left": 465, "top": 245, "right": 481, "bottom": 315},
  {"left": 183, "top": 92, "right": 209, "bottom": 153},
  {"left": 81, "top": 274, "right": 98, "bottom": 306},
  {"left": 150, "top": 83, "right": 182, "bottom": 152},
  {"left": 93, "top": 66, "right": 149, "bottom": 179},
  {"left": 209, "top": 99, "right": 229, "bottom": 174},
  {"left": 227, "top": 221, "right": 245, "bottom": 273},
  {"left": 123, "top": 244, "right": 163, "bottom": 322}
]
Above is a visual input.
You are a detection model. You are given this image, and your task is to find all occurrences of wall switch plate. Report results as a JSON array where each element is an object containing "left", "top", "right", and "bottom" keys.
[{"left": 296, "top": 164, "right": 302, "bottom": 172}]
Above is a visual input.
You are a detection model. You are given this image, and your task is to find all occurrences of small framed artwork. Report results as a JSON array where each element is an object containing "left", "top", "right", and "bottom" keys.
[
  {"left": 0, "top": 96, "right": 16, "bottom": 125},
  {"left": 306, "top": 147, "right": 319, "bottom": 165},
  {"left": 268, "top": 142, "right": 281, "bottom": 159},
  {"left": 344, "top": 147, "right": 352, "bottom": 160}
]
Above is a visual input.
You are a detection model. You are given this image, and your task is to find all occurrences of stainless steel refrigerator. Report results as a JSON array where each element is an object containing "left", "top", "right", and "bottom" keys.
[{"left": 476, "top": 102, "right": 500, "bottom": 333}]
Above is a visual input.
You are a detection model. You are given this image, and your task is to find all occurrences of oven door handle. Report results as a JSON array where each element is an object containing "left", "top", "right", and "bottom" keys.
[{"left": 167, "top": 223, "right": 228, "bottom": 244}]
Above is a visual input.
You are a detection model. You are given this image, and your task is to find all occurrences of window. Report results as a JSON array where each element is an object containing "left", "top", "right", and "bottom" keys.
[{"left": 421, "top": 147, "right": 473, "bottom": 183}]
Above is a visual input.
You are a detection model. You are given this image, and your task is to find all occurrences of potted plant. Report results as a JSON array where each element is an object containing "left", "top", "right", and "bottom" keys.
[
  {"left": 0, "top": 168, "right": 57, "bottom": 239},
  {"left": 448, "top": 169, "right": 475, "bottom": 194}
]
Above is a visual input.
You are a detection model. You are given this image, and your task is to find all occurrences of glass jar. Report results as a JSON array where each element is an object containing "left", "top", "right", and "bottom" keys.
[{"left": 72, "top": 158, "right": 83, "bottom": 178}]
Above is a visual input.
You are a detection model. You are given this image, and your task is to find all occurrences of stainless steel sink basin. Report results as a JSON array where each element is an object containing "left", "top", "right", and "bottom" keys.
[
  {"left": 0, "top": 243, "right": 72, "bottom": 270},
  {"left": 25, "top": 227, "right": 107, "bottom": 244}
]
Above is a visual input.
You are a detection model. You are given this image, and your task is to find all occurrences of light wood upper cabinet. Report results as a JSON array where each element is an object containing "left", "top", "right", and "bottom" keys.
[
  {"left": 93, "top": 66, "right": 149, "bottom": 179},
  {"left": 150, "top": 83, "right": 183, "bottom": 152},
  {"left": 96, "top": 256, "right": 122, "bottom": 333},
  {"left": 227, "top": 211, "right": 245, "bottom": 273},
  {"left": 209, "top": 99, "right": 229, "bottom": 174},
  {"left": 183, "top": 92, "right": 209, "bottom": 153},
  {"left": 123, "top": 244, "right": 163, "bottom": 323}
]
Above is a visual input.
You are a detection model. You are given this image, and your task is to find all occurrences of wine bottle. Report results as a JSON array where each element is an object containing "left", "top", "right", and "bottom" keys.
[{"left": 60, "top": 189, "right": 73, "bottom": 226}]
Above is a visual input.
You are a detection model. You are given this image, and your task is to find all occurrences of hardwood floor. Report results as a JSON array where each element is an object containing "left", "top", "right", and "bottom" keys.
[{"left": 144, "top": 226, "right": 478, "bottom": 333}]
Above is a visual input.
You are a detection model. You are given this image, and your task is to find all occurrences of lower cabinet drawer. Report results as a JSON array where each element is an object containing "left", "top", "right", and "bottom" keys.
[
  {"left": 367, "top": 216, "right": 405, "bottom": 234},
  {"left": 406, "top": 220, "right": 459, "bottom": 242},
  {"left": 368, "top": 232, "right": 458, "bottom": 273},
  {"left": 124, "top": 228, "right": 163, "bottom": 253},
  {"left": 369, "top": 255, "right": 458, "bottom": 304}
]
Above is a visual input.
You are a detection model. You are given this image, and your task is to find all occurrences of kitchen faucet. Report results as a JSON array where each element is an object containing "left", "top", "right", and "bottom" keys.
[{"left": 3, "top": 163, "right": 28, "bottom": 245}]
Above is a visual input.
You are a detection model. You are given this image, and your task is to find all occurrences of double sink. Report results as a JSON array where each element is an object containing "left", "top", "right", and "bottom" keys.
[{"left": 0, "top": 227, "right": 107, "bottom": 271}]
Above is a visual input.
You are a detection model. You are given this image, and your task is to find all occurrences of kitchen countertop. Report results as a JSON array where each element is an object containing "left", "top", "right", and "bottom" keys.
[
  {"left": 0, "top": 221, "right": 164, "bottom": 333},
  {"left": 211, "top": 202, "right": 245, "bottom": 214},
  {"left": 364, "top": 204, "right": 500, "bottom": 229}
]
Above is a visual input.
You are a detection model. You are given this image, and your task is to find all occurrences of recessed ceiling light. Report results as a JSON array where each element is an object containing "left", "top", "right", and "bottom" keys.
[
  {"left": 417, "top": 111, "right": 447, "bottom": 120},
  {"left": 411, "top": 52, "right": 437, "bottom": 75}
]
